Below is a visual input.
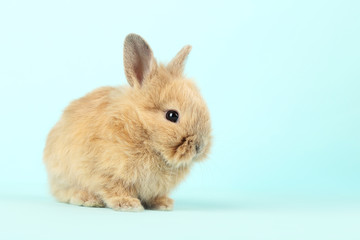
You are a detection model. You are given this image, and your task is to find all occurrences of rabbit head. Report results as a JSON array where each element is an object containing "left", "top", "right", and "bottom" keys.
[{"left": 123, "top": 34, "right": 212, "bottom": 168}]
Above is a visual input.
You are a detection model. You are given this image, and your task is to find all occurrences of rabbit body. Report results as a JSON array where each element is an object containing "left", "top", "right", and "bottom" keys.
[{"left": 43, "top": 34, "right": 211, "bottom": 211}]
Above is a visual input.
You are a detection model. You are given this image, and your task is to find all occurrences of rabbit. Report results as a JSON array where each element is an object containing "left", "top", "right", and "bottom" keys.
[{"left": 43, "top": 33, "right": 212, "bottom": 211}]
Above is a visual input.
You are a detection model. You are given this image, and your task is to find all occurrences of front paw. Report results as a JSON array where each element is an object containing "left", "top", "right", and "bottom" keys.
[
  {"left": 106, "top": 196, "right": 144, "bottom": 211},
  {"left": 147, "top": 196, "right": 174, "bottom": 211}
]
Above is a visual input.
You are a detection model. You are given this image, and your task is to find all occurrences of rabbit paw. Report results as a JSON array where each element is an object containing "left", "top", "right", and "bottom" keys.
[
  {"left": 147, "top": 196, "right": 174, "bottom": 211},
  {"left": 69, "top": 190, "right": 105, "bottom": 208},
  {"left": 106, "top": 196, "right": 144, "bottom": 211}
]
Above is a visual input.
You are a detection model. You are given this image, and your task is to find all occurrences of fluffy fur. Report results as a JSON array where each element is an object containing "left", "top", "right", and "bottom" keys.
[{"left": 43, "top": 34, "right": 212, "bottom": 211}]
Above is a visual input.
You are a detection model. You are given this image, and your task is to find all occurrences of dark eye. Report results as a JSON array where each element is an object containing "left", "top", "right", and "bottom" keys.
[{"left": 166, "top": 110, "right": 179, "bottom": 123}]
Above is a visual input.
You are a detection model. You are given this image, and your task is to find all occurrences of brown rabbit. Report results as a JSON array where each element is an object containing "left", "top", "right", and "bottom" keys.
[{"left": 43, "top": 34, "right": 212, "bottom": 211}]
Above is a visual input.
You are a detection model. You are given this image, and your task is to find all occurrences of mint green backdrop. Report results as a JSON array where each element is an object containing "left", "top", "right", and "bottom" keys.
[{"left": 0, "top": 0, "right": 359, "bottom": 239}]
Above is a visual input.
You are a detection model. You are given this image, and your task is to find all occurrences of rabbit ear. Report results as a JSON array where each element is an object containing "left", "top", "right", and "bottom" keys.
[
  {"left": 167, "top": 45, "right": 192, "bottom": 75},
  {"left": 123, "top": 34, "right": 157, "bottom": 87}
]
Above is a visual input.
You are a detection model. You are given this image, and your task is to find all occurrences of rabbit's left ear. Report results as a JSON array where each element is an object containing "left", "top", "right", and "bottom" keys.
[
  {"left": 167, "top": 45, "right": 192, "bottom": 75},
  {"left": 123, "top": 34, "right": 157, "bottom": 88}
]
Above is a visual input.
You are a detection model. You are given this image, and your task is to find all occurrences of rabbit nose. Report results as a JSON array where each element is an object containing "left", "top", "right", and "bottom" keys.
[
  {"left": 195, "top": 140, "right": 203, "bottom": 154},
  {"left": 195, "top": 144, "right": 200, "bottom": 153}
]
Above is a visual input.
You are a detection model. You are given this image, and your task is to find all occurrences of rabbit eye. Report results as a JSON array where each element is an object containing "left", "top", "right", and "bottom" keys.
[{"left": 166, "top": 110, "right": 179, "bottom": 123}]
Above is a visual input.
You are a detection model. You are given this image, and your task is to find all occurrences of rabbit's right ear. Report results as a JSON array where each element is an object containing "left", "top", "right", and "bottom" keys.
[{"left": 123, "top": 34, "right": 157, "bottom": 88}]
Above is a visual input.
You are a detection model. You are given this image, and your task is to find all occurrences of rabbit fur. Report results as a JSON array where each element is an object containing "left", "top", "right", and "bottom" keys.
[{"left": 43, "top": 34, "right": 212, "bottom": 211}]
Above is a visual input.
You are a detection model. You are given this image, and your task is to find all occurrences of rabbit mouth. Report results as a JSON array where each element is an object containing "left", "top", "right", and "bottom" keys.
[
  {"left": 165, "top": 135, "right": 200, "bottom": 167},
  {"left": 155, "top": 135, "right": 203, "bottom": 168}
]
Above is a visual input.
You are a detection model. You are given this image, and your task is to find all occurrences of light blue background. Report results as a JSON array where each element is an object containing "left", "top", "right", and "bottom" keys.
[{"left": 0, "top": 0, "right": 359, "bottom": 239}]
